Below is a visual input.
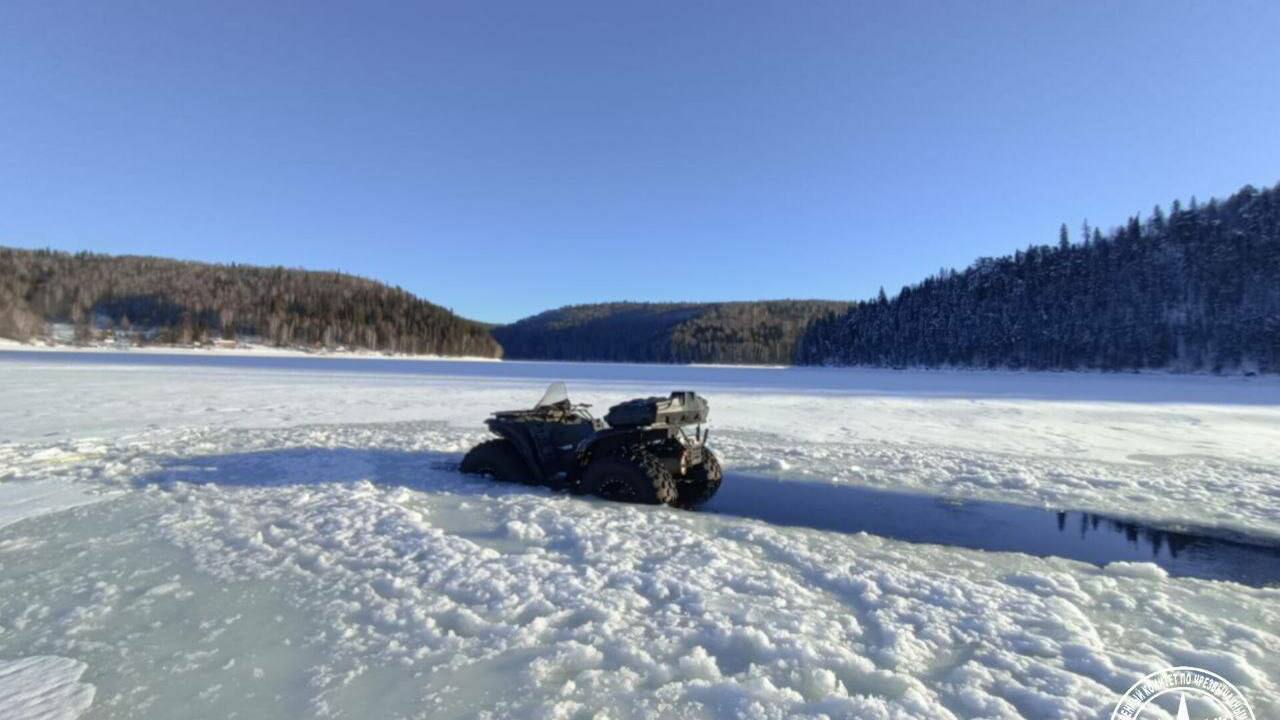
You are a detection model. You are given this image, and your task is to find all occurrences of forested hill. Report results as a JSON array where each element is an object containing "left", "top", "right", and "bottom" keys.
[
  {"left": 798, "top": 183, "right": 1280, "bottom": 373},
  {"left": 6, "top": 182, "right": 1276, "bottom": 370},
  {"left": 492, "top": 301, "right": 851, "bottom": 365},
  {"left": 0, "top": 248, "right": 502, "bottom": 358}
]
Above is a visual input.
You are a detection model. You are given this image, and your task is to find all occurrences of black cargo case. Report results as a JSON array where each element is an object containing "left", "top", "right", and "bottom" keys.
[{"left": 605, "top": 391, "right": 709, "bottom": 428}]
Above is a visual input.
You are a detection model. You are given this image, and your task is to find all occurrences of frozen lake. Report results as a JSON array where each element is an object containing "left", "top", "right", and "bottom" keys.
[
  {"left": 4, "top": 349, "right": 1279, "bottom": 404},
  {"left": 2, "top": 350, "right": 1278, "bottom": 719}
]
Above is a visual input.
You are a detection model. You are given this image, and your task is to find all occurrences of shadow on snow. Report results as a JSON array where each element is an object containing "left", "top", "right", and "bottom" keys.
[{"left": 134, "top": 447, "right": 1280, "bottom": 587}]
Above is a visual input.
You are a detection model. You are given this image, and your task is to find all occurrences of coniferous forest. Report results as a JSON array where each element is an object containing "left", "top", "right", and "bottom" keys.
[
  {"left": 492, "top": 301, "right": 851, "bottom": 365},
  {"left": 0, "top": 249, "right": 502, "bottom": 357},
  {"left": 797, "top": 183, "right": 1280, "bottom": 373},
  {"left": 2, "top": 182, "right": 1278, "bottom": 372}
]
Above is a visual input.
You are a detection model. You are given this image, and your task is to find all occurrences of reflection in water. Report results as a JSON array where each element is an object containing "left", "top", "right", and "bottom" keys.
[
  {"left": 705, "top": 474, "right": 1280, "bottom": 587},
  {"left": 1057, "top": 511, "right": 1200, "bottom": 560}
]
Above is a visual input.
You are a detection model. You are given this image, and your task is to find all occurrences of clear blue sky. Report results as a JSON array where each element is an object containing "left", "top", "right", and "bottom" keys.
[{"left": 2, "top": 1, "right": 1278, "bottom": 323}]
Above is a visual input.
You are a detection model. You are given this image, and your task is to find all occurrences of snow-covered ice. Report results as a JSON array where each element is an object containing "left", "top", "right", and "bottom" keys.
[
  {"left": 0, "top": 479, "right": 111, "bottom": 531},
  {"left": 1, "top": 351, "right": 1278, "bottom": 719},
  {"left": 0, "top": 656, "right": 96, "bottom": 720}
]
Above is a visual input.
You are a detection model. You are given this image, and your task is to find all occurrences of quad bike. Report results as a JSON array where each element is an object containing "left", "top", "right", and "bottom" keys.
[{"left": 459, "top": 383, "right": 722, "bottom": 507}]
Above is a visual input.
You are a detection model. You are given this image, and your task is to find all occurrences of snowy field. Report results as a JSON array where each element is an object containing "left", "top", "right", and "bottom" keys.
[{"left": 1, "top": 351, "right": 1278, "bottom": 719}]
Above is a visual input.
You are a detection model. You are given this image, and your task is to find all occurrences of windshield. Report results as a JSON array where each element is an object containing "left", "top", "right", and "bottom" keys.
[{"left": 534, "top": 381, "right": 570, "bottom": 408}]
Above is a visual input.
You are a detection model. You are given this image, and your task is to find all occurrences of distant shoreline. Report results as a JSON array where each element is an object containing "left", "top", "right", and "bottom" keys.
[
  {"left": 0, "top": 337, "right": 501, "bottom": 363},
  {"left": 4, "top": 337, "right": 1276, "bottom": 379}
]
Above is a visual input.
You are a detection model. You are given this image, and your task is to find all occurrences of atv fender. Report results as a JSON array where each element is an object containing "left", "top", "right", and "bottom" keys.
[{"left": 485, "top": 422, "right": 550, "bottom": 484}]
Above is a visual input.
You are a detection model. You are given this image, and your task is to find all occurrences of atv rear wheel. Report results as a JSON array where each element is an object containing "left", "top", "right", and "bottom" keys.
[
  {"left": 677, "top": 450, "right": 722, "bottom": 507},
  {"left": 460, "top": 439, "right": 532, "bottom": 484},
  {"left": 581, "top": 447, "right": 677, "bottom": 505}
]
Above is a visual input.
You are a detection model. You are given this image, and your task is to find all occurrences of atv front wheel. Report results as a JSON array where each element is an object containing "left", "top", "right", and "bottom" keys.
[
  {"left": 580, "top": 447, "right": 677, "bottom": 505},
  {"left": 677, "top": 451, "right": 722, "bottom": 507},
  {"left": 460, "top": 439, "right": 531, "bottom": 483}
]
